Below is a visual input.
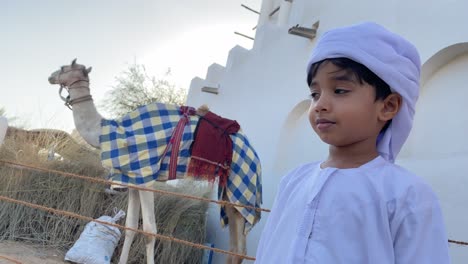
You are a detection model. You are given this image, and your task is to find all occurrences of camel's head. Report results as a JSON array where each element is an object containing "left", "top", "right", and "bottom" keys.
[{"left": 48, "top": 59, "right": 92, "bottom": 86}]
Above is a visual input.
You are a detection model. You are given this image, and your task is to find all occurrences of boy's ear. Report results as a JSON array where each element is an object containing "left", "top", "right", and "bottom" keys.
[{"left": 379, "top": 93, "right": 402, "bottom": 122}]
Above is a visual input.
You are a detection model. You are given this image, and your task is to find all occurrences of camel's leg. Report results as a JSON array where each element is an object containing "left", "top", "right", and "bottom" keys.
[
  {"left": 139, "top": 190, "right": 157, "bottom": 264},
  {"left": 224, "top": 196, "right": 247, "bottom": 264},
  {"left": 119, "top": 189, "right": 141, "bottom": 264}
]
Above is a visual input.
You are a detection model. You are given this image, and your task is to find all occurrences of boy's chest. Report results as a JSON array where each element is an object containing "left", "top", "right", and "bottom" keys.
[
  {"left": 287, "top": 171, "right": 394, "bottom": 263},
  {"left": 286, "top": 170, "right": 387, "bottom": 218},
  {"left": 280, "top": 170, "right": 385, "bottom": 241}
]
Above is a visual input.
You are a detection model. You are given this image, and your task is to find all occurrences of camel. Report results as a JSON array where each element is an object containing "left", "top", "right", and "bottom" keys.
[{"left": 48, "top": 59, "right": 262, "bottom": 264}]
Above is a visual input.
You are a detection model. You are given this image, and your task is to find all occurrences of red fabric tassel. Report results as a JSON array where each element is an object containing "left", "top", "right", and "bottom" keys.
[
  {"left": 187, "top": 157, "right": 229, "bottom": 186},
  {"left": 188, "top": 111, "right": 239, "bottom": 187}
]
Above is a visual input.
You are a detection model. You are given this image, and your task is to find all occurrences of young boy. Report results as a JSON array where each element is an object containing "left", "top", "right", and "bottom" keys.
[{"left": 255, "top": 22, "right": 450, "bottom": 263}]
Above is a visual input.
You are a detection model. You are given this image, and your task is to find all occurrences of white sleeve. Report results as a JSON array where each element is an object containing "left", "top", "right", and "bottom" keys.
[
  {"left": 392, "top": 200, "right": 450, "bottom": 264},
  {"left": 255, "top": 175, "right": 288, "bottom": 263},
  {"left": 255, "top": 164, "right": 317, "bottom": 263}
]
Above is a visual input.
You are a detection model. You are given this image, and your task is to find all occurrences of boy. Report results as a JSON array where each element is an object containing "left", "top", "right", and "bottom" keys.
[{"left": 255, "top": 22, "right": 450, "bottom": 263}]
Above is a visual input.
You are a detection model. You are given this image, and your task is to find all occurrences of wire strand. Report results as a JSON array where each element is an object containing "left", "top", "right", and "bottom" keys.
[
  {"left": 0, "top": 255, "right": 23, "bottom": 264},
  {"left": 0, "top": 159, "right": 270, "bottom": 213},
  {"left": 0, "top": 194, "right": 255, "bottom": 261}
]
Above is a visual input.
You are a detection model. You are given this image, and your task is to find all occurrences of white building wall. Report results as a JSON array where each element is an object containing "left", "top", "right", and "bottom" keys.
[
  {"left": 399, "top": 52, "right": 468, "bottom": 262},
  {"left": 187, "top": 0, "right": 468, "bottom": 263}
]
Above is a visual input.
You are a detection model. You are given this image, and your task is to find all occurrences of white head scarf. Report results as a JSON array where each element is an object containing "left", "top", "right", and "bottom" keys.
[{"left": 306, "top": 22, "right": 421, "bottom": 163}]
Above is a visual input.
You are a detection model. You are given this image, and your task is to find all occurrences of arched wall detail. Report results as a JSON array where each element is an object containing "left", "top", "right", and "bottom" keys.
[
  {"left": 421, "top": 42, "right": 468, "bottom": 86},
  {"left": 400, "top": 47, "right": 468, "bottom": 261},
  {"left": 400, "top": 43, "right": 468, "bottom": 159},
  {"left": 273, "top": 99, "right": 327, "bottom": 175},
  {"left": 283, "top": 99, "right": 311, "bottom": 128}
]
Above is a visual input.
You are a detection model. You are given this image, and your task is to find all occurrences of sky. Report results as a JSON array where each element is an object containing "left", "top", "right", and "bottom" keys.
[{"left": 2, "top": 0, "right": 261, "bottom": 131}]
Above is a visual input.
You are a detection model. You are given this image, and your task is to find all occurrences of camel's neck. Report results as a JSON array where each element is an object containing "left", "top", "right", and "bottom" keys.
[{"left": 68, "top": 81, "right": 102, "bottom": 148}]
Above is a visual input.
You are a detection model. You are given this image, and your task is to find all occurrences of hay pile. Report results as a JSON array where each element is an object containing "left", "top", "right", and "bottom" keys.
[{"left": 0, "top": 129, "right": 211, "bottom": 263}]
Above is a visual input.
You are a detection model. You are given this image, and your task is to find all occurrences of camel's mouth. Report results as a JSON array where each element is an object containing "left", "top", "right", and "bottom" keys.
[{"left": 48, "top": 75, "right": 58, "bottom": 84}]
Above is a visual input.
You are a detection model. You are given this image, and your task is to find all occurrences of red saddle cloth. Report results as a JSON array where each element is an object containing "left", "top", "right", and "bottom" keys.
[{"left": 188, "top": 111, "right": 240, "bottom": 187}]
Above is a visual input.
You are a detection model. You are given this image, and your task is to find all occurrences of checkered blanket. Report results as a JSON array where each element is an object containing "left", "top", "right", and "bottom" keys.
[{"left": 99, "top": 102, "right": 262, "bottom": 232}]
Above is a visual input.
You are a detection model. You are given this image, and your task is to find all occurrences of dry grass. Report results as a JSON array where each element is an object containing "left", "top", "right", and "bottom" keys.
[{"left": 0, "top": 129, "right": 211, "bottom": 263}]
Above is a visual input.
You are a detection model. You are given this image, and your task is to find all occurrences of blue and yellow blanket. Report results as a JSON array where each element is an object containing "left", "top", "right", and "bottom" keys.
[{"left": 99, "top": 102, "right": 262, "bottom": 232}]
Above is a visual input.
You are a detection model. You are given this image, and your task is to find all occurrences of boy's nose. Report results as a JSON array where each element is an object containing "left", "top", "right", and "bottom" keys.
[{"left": 313, "top": 95, "right": 330, "bottom": 113}]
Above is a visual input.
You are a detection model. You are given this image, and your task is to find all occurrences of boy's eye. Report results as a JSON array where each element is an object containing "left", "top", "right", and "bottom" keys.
[
  {"left": 309, "top": 92, "right": 320, "bottom": 99},
  {"left": 334, "top": 88, "right": 349, "bottom": 94}
]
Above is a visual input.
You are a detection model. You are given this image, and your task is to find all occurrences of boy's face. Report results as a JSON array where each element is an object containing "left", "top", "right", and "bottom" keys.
[{"left": 308, "top": 61, "right": 384, "bottom": 147}]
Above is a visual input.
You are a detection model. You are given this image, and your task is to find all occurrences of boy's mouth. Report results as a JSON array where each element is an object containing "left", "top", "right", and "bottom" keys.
[{"left": 316, "top": 118, "right": 336, "bottom": 130}]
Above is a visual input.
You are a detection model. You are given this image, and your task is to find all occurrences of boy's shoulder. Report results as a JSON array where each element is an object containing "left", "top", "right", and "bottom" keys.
[
  {"left": 377, "top": 160, "right": 439, "bottom": 205},
  {"left": 279, "top": 158, "right": 439, "bottom": 204},
  {"left": 279, "top": 161, "right": 322, "bottom": 187},
  {"left": 380, "top": 160, "right": 428, "bottom": 185}
]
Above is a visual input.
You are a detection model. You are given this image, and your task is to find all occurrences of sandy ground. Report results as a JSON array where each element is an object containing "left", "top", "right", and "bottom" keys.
[{"left": 0, "top": 241, "right": 66, "bottom": 264}]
